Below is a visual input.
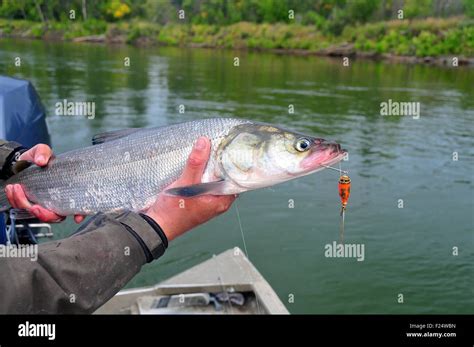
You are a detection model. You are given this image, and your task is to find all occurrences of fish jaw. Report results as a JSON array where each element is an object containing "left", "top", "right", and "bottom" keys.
[{"left": 300, "top": 143, "right": 347, "bottom": 172}]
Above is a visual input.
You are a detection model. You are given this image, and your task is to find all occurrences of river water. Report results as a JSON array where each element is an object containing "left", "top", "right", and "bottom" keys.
[{"left": 0, "top": 38, "right": 472, "bottom": 313}]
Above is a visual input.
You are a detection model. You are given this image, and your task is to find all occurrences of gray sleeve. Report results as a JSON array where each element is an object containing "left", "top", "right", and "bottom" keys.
[
  {"left": 0, "top": 212, "right": 166, "bottom": 314},
  {"left": 0, "top": 140, "right": 26, "bottom": 179}
]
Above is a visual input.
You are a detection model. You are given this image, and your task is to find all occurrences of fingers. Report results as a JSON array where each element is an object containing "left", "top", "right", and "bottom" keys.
[
  {"left": 6, "top": 144, "right": 82, "bottom": 224},
  {"left": 30, "top": 205, "right": 65, "bottom": 223},
  {"left": 178, "top": 137, "right": 211, "bottom": 185},
  {"left": 5, "top": 184, "right": 66, "bottom": 223},
  {"left": 7, "top": 184, "right": 32, "bottom": 209},
  {"left": 5, "top": 185, "right": 18, "bottom": 209},
  {"left": 19, "top": 144, "right": 52, "bottom": 167},
  {"left": 74, "top": 215, "right": 85, "bottom": 223}
]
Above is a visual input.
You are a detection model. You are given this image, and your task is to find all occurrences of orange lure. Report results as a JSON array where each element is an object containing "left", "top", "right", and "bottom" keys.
[
  {"left": 338, "top": 174, "right": 351, "bottom": 243},
  {"left": 338, "top": 174, "right": 351, "bottom": 214}
]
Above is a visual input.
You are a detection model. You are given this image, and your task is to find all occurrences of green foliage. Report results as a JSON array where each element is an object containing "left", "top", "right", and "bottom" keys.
[
  {"left": 0, "top": 1, "right": 472, "bottom": 58},
  {"left": 413, "top": 30, "right": 439, "bottom": 56},
  {"left": 126, "top": 20, "right": 159, "bottom": 43},
  {"left": 404, "top": 0, "right": 433, "bottom": 19},
  {"left": 0, "top": 0, "right": 468, "bottom": 27},
  {"left": 30, "top": 23, "right": 45, "bottom": 38},
  {"left": 302, "top": 10, "right": 328, "bottom": 31},
  {"left": 256, "top": 0, "right": 291, "bottom": 23},
  {"left": 157, "top": 24, "right": 188, "bottom": 45},
  {"left": 0, "top": 0, "right": 25, "bottom": 19},
  {"left": 142, "top": 0, "right": 176, "bottom": 24},
  {"left": 348, "top": 17, "right": 473, "bottom": 56},
  {"left": 326, "top": 6, "right": 348, "bottom": 35},
  {"left": 0, "top": 20, "right": 13, "bottom": 34},
  {"left": 346, "top": 0, "right": 379, "bottom": 23},
  {"left": 83, "top": 18, "right": 107, "bottom": 34},
  {"left": 464, "top": 0, "right": 474, "bottom": 18}
]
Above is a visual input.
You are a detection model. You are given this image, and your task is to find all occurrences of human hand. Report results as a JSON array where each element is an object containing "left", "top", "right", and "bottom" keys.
[
  {"left": 145, "top": 137, "right": 236, "bottom": 241},
  {"left": 5, "top": 144, "right": 85, "bottom": 223}
]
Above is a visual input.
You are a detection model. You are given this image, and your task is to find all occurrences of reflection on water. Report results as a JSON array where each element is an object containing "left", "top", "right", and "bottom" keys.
[{"left": 1, "top": 39, "right": 473, "bottom": 313}]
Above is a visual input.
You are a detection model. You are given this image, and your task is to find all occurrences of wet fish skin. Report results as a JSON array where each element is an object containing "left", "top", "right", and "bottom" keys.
[{"left": 2, "top": 118, "right": 248, "bottom": 215}]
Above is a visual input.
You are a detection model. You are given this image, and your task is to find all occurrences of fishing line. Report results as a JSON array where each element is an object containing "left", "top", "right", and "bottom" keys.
[
  {"left": 212, "top": 254, "right": 234, "bottom": 314},
  {"left": 235, "top": 200, "right": 262, "bottom": 314},
  {"left": 321, "top": 164, "right": 348, "bottom": 175},
  {"left": 340, "top": 208, "right": 345, "bottom": 244}
]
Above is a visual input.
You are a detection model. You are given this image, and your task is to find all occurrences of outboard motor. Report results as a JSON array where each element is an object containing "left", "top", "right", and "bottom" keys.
[{"left": 0, "top": 76, "right": 52, "bottom": 245}]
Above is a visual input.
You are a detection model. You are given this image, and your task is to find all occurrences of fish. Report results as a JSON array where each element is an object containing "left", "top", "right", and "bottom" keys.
[{"left": 0, "top": 118, "right": 346, "bottom": 216}]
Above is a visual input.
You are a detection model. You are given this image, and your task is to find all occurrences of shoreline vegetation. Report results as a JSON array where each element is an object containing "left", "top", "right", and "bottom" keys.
[{"left": 0, "top": 0, "right": 473, "bottom": 66}]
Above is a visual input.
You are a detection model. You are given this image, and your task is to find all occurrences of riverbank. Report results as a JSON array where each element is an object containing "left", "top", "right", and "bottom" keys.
[{"left": 1, "top": 17, "right": 473, "bottom": 65}]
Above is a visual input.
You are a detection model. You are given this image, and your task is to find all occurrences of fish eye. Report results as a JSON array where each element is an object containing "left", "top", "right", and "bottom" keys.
[{"left": 295, "top": 138, "right": 311, "bottom": 152}]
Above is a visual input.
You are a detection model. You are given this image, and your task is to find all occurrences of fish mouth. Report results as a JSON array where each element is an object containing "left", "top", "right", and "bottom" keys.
[{"left": 300, "top": 141, "right": 347, "bottom": 171}]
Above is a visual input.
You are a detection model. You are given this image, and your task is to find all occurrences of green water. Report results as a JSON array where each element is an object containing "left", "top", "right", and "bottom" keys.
[{"left": 1, "top": 39, "right": 473, "bottom": 314}]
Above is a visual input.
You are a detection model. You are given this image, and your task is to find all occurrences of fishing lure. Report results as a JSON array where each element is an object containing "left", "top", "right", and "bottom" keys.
[
  {"left": 338, "top": 174, "right": 351, "bottom": 214},
  {"left": 338, "top": 174, "right": 351, "bottom": 243},
  {"left": 322, "top": 164, "right": 351, "bottom": 242}
]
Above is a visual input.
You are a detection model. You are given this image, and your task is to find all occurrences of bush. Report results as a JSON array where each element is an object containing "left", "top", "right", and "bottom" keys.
[
  {"left": 302, "top": 11, "right": 328, "bottom": 32},
  {"left": 326, "top": 7, "right": 349, "bottom": 36},
  {"left": 126, "top": 21, "right": 159, "bottom": 43},
  {"left": 413, "top": 30, "right": 439, "bottom": 56},
  {"left": 83, "top": 19, "right": 107, "bottom": 34},
  {"left": 30, "top": 23, "right": 45, "bottom": 38},
  {"left": 157, "top": 25, "right": 188, "bottom": 46}
]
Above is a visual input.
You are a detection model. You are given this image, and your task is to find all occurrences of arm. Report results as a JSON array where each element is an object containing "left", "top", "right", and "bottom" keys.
[
  {"left": 0, "top": 212, "right": 160, "bottom": 314},
  {"left": 0, "top": 137, "right": 234, "bottom": 314}
]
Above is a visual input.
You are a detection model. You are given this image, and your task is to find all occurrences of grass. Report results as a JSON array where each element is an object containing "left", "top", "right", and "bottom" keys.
[{"left": 345, "top": 17, "right": 474, "bottom": 57}]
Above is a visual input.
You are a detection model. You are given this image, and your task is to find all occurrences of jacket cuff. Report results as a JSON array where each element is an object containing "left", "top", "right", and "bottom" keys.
[
  {"left": 115, "top": 211, "right": 167, "bottom": 263},
  {"left": 0, "top": 141, "right": 27, "bottom": 180}
]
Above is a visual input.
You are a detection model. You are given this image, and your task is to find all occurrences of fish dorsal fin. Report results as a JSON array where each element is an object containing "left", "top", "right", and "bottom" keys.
[{"left": 92, "top": 128, "right": 141, "bottom": 145}]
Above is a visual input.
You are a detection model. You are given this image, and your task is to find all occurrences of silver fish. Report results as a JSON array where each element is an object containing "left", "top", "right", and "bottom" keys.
[{"left": 0, "top": 118, "right": 346, "bottom": 216}]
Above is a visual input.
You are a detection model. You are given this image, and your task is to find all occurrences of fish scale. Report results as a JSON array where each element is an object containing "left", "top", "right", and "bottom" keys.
[{"left": 1, "top": 118, "right": 249, "bottom": 215}]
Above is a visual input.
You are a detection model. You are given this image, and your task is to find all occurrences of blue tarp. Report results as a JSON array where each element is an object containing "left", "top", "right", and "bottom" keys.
[{"left": 0, "top": 76, "right": 50, "bottom": 147}]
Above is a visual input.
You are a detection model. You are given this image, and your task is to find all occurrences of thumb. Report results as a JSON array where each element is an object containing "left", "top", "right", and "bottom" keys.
[
  {"left": 19, "top": 144, "right": 52, "bottom": 167},
  {"left": 176, "top": 137, "right": 210, "bottom": 186}
]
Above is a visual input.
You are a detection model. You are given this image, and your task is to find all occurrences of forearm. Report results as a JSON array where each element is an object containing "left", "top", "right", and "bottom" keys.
[{"left": 0, "top": 212, "right": 167, "bottom": 314}]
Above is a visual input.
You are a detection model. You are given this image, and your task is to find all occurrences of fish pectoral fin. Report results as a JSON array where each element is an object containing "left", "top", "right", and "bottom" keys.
[
  {"left": 92, "top": 128, "right": 141, "bottom": 145},
  {"left": 164, "top": 180, "right": 229, "bottom": 197}
]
